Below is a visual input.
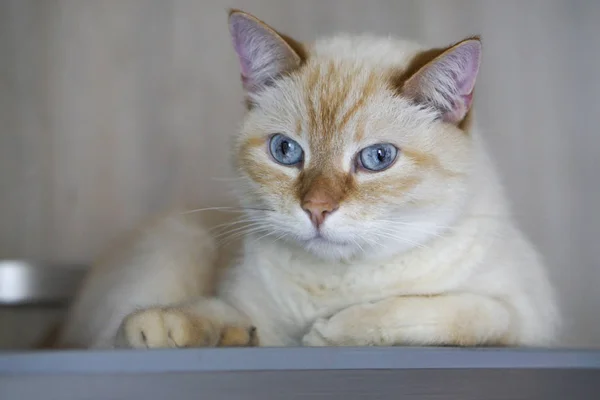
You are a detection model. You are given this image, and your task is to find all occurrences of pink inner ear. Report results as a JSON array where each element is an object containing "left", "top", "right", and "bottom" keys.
[
  {"left": 229, "top": 14, "right": 262, "bottom": 79},
  {"left": 228, "top": 13, "right": 299, "bottom": 93},
  {"left": 440, "top": 41, "right": 481, "bottom": 123},
  {"left": 410, "top": 39, "right": 481, "bottom": 124},
  {"left": 450, "top": 41, "right": 481, "bottom": 96}
]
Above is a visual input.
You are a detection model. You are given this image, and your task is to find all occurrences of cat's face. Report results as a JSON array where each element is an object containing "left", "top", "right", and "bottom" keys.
[{"left": 228, "top": 11, "right": 480, "bottom": 261}]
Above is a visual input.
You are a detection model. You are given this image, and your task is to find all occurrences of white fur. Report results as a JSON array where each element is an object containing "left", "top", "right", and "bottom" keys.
[
  {"left": 58, "top": 213, "right": 217, "bottom": 348},
  {"left": 224, "top": 139, "right": 557, "bottom": 346},
  {"left": 57, "top": 34, "right": 560, "bottom": 349}
]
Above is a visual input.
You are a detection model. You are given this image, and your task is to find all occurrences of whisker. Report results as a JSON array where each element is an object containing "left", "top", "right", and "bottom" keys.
[
  {"left": 182, "top": 206, "right": 244, "bottom": 215},
  {"left": 374, "top": 231, "right": 432, "bottom": 250},
  {"left": 384, "top": 214, "right": 507, "bottom": 226},
  {"left": 378, "top": 219, "right": 505, "bottom": 241},
  {"left": 181, "top": 206, "right": 274, "bottom": 215},
  {"left": 271, "top": 232, "right": 290, "bottom": 245},
  {"left": 218, "top": 226, "right": 272, "bottom": 246},
  {"left": 351, "top": 238, "right": 366, "bottom": 254},
  {"left": 362, "top": 235, "right": 386, "bottom": 250},
  {"left": 208, "top": 218, "right": 262, "bottom": 233},
  {"left": 214, "top": 225, "right": 273, "bottom": 247},
  {"left": 250, "top": 230, "right": 279, "bottom": 245},
  {"left": 213, "top": 221, "right": 269, "bottom": 240},
  {"left": 377, "top": 219, "right": 450, "bottom": 230},
  {"left": 376, "top": 224, "right": 445, "bottom": 239}
]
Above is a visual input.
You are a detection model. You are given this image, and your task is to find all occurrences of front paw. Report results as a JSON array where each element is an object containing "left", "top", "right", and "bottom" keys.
[
  {"left": 302, "top": 318, "right": 333, "bottom": 347},
  {"left": 302, "top": 311, "right": 373, "bottom": 347},
  {"left": 116, "top": 307, "right": 258, "bottom": 349}
]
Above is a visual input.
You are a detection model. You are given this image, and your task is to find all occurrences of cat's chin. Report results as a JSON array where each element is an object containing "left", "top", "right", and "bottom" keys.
[{"left": 300, "top": 235, "right": 364, "bottom": 262}]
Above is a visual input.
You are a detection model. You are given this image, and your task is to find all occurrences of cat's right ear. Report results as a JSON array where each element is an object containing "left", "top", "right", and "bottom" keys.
[{"left": 228, "top": 10, "right": 304, "bottom": 96}]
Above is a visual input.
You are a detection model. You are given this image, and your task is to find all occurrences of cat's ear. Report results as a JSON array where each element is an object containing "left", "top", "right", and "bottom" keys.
[
  {"left": 228, "top": 9, "right": 304, "bottom": 95},
  {"left": 403, "top": 37, "right": 482, "bottom": 125}
]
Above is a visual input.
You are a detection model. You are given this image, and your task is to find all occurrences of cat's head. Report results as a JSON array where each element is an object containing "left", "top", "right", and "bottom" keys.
[{"left": 227, "top": 10, "right": 481, "bottom": 261}]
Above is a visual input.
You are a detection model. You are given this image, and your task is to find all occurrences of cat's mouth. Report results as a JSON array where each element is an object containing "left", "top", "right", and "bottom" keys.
[{"left": 305, "top": 232, "right": 350, "bottom": 247}]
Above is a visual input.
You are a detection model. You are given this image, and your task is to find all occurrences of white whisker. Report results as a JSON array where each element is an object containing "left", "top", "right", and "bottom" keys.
[
  {"left": 271, "top": 232, "right": 290, "bottom": 245},
  {"left": 209, "top": 218, "right": 263, "bottom": 233},
  {"left": 362, "top": 235, "right": 386, "bottom": 250},
  {"left": 181, "top": 206, "right": 274, "bottom": 215},
  {"left": 374, "top": 230, "right": 432, "bottom": 250},
  {"left": 351, "top": 238, "right": 366, "bottom": 254},
  {"left": 213, "top": 221, "right": 267, "bottom": 239},
  {"left": 218, "top": 226, "right": 272, "bottom": 246},
  {"left": 249, "top": 230, "right": 280, "bottom": 245}
]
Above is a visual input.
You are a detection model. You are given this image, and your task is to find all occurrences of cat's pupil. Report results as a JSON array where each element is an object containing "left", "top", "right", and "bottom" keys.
[
  {"left": 269, "top": 134, "right": 303, "bottom": 166},
  {"left": 377, "top": 148, "right": 386, "bottom": 162}
]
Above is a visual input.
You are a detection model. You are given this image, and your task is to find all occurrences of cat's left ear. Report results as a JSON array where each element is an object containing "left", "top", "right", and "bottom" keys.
[
  {"left": 403, "top": 37, "right": 482, "bottom": 125},
  {"left": 228, "top": 9, "right": 304, "bottom": 95}
]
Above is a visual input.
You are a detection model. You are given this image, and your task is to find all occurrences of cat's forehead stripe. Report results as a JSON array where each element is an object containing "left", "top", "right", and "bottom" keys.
[{"left": 300, "top": 60, "right": 381, "bottom": 146}]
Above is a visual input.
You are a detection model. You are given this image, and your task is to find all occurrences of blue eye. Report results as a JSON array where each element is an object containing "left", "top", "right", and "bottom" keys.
[
  {"left": 359, "top": 143, "right": 398, "bottom": 171},
  {"left": 269, "top": 134, "right": 304, "bottom": 166}
]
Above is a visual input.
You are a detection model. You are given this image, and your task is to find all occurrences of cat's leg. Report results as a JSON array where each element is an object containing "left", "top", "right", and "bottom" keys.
[
  {"left": 115, "top": 297, "right": 258, "bottom": 348},
  {"left": 56, "top": 212, "right": 220, "bottom": 349},
  {"left": 302, "top": 293, "right": 514, "bottom": 347}
]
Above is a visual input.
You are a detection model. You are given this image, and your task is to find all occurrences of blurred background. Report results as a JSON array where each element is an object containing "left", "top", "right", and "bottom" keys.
[{"left": 0, "top": 0, "right": 598, "bottom": 349}]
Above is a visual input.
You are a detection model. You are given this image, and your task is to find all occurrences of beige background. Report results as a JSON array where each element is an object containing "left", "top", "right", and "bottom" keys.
[{"left": 1, "top": 0, "right": 598, "bottom": 348}]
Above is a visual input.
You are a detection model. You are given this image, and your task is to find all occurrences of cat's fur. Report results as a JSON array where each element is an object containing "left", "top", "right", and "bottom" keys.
[{"left": 57, "top": 10, "right": 559, "bottom": 349}]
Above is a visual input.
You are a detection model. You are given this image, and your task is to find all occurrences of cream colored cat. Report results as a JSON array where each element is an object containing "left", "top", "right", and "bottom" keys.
[{"left": 57, "top": 10, "right": 559, "bottom": 349}]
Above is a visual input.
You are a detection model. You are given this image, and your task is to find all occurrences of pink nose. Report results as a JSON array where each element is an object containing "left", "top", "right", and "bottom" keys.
[{"left": 302, "top": 195, "right": 339, "bottom": 228}]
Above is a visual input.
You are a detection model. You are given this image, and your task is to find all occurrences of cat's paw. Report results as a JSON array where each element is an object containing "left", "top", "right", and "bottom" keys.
[
  {"left": 116, "top": 307, "right": 258, "bottom": 349},
  {"left": 301, "top": 318, "right": 334, "bottom": 347},
  {"left": 302, "top": 313, "right": 370, "bottom": 347},
  {"left": 219, "top": 325, "right": 259, "bottom": 347},
  {"left": 118, "top": 308, "right": 217, "bottom": 348}
]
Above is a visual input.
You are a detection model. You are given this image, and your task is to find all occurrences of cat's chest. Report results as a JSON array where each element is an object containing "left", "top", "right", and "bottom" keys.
[
  {"left": 237, "top": 250, "right": 413, "bottom": 327},
  {"left": 227, "top": 240, "right": 470, "bottom": 345},
  {"left": 224, "top": 249, "right": 375, "bottom": 344}
]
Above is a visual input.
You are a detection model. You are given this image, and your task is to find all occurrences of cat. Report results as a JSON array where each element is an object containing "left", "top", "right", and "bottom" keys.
[{"left": 56, "top": 9, "right": 560, "bottom": 349}]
